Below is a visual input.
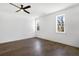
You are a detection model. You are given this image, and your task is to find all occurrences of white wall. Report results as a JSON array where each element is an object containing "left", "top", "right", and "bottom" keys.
[
  {"left": 0, "top": 12, "right": 35, "bottom": 43},
  {"left": 37, "top": 4, "right": 79, "bottom": 47}
]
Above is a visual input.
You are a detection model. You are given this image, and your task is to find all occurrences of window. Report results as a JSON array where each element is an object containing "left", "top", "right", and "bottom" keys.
[{"left": 56, "top": 14, "right": 65, "bottom": 33}]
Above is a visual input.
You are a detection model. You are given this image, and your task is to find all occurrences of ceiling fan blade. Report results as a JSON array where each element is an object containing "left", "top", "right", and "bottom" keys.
[
  {"left": 23, "top": 9, "right": 30, "bottom": 14},
  {"left": 9, "top": 3, "right": 21, "bottom": 9},
  {"left": 16, "top": 9, "right": 21, "bottom": 12},
  {"left": 23, "top": 5, "right": 31, "bottom": 9}
]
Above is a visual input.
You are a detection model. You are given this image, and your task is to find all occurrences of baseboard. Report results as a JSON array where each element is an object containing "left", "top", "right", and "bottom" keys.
[
  {"left": 0, "top": 37, "right": 35, "bottom": 44},
  {"left": 1, "top": 36, "right": 79, "bottom": 48},
  {"left": 36, "top": 36, "right": 79, "bottom": 48}
]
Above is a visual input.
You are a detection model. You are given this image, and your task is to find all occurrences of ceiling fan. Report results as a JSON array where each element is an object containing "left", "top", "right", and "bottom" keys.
[{"left": 9, "top": 3, "right": 31, "bottom": 14}]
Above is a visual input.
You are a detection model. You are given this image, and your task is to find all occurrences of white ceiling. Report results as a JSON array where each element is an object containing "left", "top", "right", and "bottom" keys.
[{"left": 0, "top": 3, "right": 77, "bottom": 18}]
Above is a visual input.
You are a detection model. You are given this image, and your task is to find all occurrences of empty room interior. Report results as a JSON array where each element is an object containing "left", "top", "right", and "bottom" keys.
[{"left": 0, "top": 3, "right": 79, "bottom": 56}]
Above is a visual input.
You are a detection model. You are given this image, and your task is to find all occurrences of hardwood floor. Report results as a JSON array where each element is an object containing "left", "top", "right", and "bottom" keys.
[{"left": 0, "top": 37, "right": 79, "bottom": 56}]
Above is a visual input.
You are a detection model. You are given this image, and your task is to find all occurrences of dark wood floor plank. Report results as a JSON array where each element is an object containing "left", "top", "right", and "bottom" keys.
[{"left": 0, "top": 37, "right": 79, "bottom": 56}]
